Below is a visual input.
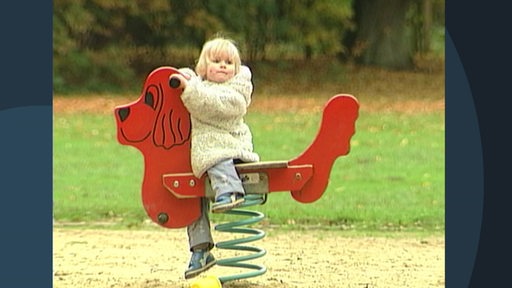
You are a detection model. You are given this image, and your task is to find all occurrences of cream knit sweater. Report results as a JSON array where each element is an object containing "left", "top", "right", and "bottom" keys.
[{"left": 179, "top": 66, "right": 260, "bottom": 177}]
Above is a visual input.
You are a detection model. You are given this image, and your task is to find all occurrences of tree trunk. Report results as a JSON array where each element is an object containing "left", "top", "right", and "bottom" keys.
[
  {"left": 422, "top": 0, "right": 432, "bottom": 53},
  {"left": 349, "top": 0, "right": 414, "bottom": 69}
]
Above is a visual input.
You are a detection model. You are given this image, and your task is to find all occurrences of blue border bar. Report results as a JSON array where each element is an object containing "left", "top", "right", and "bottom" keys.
[{"left": 0, "top": 2, "right": 52, "bottom": 287}]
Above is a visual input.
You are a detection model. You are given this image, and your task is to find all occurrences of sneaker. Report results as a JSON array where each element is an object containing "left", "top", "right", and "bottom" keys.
[
  {"left": 211, "top": 193, "right": 245, "bottom": 213},
  {"left": 184, "top": 249, "right": 216, "bottom": 279}
]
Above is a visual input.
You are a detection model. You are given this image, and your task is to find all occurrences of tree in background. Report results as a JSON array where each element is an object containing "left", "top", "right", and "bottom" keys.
[
  {"left": 277, "top": 0, "right": 353, "bottom": 60},
  {"left": 53, "top": 0, "right": 174, "bottom": 92},
  {"left": 53, "top": 0, "right": 444, "bottom": 93},
  {"left": 343, "top": 0, "right": 444, "bottom": 69}
]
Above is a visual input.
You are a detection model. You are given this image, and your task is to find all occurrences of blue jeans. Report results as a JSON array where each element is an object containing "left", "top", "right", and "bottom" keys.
[
  {"left": 187, "top": 198, "right": 213, "bottom": 251},
  {"left": 187, "top": 159, "right": 244, "bottom": 250},
  {"left": 207, "top": 159, "right": 244, "bottom": 199}
]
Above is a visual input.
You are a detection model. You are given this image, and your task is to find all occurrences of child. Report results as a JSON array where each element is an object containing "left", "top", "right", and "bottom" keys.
[{"left": 174, "top": 36, "right": 260, "bottom": 279}]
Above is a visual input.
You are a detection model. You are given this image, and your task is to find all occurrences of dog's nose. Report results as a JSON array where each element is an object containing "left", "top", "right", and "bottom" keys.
[{"left": 117, "top": 107, "right": 130, "bottom": 122}]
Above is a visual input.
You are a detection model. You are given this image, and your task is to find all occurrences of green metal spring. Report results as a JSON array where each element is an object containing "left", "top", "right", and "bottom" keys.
[{"left": 214, "top": 194, "right": 267, "bottom": 284}]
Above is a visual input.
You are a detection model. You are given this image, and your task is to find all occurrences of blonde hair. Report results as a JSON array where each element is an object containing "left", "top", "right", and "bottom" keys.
[{"left": 195, "top": 37, "right": 242, "bottom": 79}]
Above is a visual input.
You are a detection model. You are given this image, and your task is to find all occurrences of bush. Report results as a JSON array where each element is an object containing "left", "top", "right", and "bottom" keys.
[{"left": 53, "top": 47, "right": 137, "bottom": 94}]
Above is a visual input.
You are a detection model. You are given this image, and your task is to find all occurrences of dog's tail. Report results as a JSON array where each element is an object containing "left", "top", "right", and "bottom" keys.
[{"left": 289, "top": 95, "right": 359, "bottom": 203}]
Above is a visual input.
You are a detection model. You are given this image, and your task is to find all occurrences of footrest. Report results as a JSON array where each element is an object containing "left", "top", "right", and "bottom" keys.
[
  {"left": 162, "top": 162, "right": 312, "bottom": 199},
  {"left": 206, "top": 171, "right": 270, "bottom": 197}
]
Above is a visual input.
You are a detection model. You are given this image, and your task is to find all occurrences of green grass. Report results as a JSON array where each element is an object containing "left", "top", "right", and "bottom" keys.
[
  {"left": 243, "top": 109, "right": 444, "bottom": 234},
  {"left": 53, "top": 104, "right": 444, "bottom": 234}
]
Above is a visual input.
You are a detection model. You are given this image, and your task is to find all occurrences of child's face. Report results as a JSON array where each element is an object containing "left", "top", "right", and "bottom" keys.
[{"left": 206, "top": 53, "right": 236, "bottom": 83}]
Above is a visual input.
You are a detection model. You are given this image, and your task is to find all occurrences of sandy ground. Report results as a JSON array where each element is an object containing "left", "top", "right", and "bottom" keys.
[{"left": 53, "top": 226, "right": 444, "bottom": 288}]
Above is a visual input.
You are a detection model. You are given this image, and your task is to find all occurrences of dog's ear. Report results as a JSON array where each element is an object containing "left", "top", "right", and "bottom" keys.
[{"left": 153, "top": 89, "right": 191, "bottom": 149}]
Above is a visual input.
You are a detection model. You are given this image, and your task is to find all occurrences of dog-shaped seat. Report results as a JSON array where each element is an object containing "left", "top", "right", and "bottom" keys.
[{"left": 115, "top": 67, "right": 359, "bottom": 229}]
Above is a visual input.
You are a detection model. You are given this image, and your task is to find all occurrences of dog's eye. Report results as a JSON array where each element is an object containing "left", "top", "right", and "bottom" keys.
[{"left": 145, "top": 91, "right": 155, "bottom": 108}]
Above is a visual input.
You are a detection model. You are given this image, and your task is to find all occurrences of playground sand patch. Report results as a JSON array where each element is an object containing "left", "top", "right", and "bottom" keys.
[{"left": 53, "top": 227, "right": 444, "bottom": 288}]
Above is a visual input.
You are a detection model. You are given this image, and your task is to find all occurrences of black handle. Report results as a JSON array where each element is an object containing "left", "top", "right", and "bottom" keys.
[{"left": 169, "top": 76, "right": 181, "bottom": 88}]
